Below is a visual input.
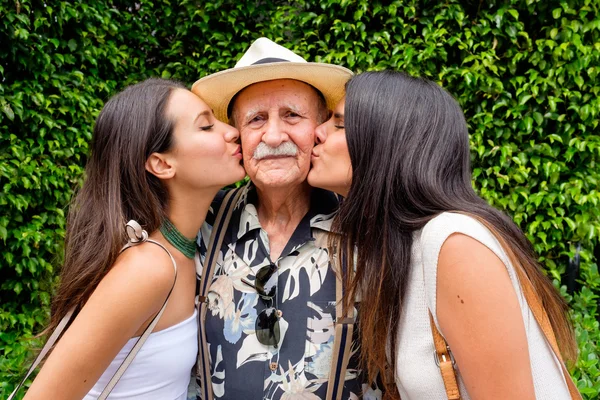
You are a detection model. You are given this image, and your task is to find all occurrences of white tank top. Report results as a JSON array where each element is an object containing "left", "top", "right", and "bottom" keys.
[
  {"left": 394, "top": 212, "right": 570, "bottom": 399},
  {"left": 84, "top": 309, "right": 198, "bottom": 400}
]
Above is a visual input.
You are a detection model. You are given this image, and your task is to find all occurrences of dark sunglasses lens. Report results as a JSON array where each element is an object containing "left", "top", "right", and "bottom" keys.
[
  {"left": 255, "top": 264, "right": 277, "bottom": 298},
  {"left": 256, "top": 307, "right": 280, "bottom": 346}
]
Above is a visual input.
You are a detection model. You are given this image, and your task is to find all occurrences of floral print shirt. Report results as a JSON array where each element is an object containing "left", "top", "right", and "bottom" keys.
[{"left": 192, "top": 184, "right": 381, "bottom": 400}]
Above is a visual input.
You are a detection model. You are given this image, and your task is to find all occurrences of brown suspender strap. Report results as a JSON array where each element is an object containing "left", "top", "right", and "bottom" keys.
[
  {"left": 325, "top": 247, "right": 354, "bottom": 400},
  {"left": 326, "top": 322, "right": 355, "bottom": 400},
  {"left": 429, "top": 312, "right": 461, "bottom": 400},
  {"left": 197, "top": 187, "right": 244, "bottom": 400}
]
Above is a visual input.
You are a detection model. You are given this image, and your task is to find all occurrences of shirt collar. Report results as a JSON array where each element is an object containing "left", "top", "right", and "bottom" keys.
[{"left": 228, "top": 182, "right": 339, "bottom": 246}]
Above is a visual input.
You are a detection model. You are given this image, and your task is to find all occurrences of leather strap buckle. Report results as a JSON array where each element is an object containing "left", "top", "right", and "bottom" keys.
[{"left": 433, "top": 347, "right": 456, "bottom": 367}]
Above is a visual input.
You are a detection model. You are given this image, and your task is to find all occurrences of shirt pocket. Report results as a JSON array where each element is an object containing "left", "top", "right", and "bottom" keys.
[{"left": 304, "top": 300, "right": 337, "bottom": 379}]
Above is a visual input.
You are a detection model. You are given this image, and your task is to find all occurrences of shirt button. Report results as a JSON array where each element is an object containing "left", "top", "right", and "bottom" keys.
[{"left": 269, "top": 362, "right": 278, "bottom": 371}]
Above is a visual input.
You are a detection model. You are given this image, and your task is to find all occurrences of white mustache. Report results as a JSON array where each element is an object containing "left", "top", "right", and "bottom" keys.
[{"left": 253, "top": 142, "right": 298, "bottom": 160}]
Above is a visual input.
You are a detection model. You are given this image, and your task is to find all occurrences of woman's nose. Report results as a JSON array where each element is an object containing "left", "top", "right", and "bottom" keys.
[
  {"left": 315, "top": 122, "right": 328, "bottom": 144},
  {"left": 224, "top": 123, "right": 240, "bottom": 142}
]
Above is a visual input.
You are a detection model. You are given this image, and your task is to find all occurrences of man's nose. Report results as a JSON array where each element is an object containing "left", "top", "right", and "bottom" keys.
[{"left": 262, "top": 118, "right": 286, "bottom": 147}]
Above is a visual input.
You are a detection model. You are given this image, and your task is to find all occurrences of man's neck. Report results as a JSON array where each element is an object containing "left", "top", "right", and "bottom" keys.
[{"left": 254, "top": 182, "right": 311, "bottom": 260}]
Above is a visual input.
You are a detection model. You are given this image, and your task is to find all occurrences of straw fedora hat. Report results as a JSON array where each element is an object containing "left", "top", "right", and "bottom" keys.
[{"left": 191, "top": 37, "right": 353, "bottom": 122}]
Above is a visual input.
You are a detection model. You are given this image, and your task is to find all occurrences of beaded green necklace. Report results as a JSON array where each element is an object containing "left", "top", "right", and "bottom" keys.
[{"left": 159, "top": 218, "right": 197, "bottom": 259}]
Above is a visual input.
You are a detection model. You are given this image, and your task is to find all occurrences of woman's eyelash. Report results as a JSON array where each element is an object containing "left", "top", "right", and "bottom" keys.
[{"left": 200, "top": 124, "right": 214, "bottom": 131}]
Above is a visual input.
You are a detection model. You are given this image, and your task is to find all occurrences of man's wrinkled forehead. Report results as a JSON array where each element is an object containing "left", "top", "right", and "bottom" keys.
[
  {"left": 242, "top": 101, "right": 304, "bottom": 119},
  {"left": 229, "top": 79, "right": 322, "bottom": 119}
]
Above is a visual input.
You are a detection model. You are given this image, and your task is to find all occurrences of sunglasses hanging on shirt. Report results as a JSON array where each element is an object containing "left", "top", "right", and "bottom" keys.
[{"left": 242, "top": 263, "right": 281, "bottom": 347}]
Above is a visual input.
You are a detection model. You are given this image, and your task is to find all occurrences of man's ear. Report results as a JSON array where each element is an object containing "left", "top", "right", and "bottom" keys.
[{"left": 145, "top": 152, "right": 175, "bottom": 180}]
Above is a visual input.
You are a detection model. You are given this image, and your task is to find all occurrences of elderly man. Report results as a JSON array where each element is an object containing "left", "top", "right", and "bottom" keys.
[{"left": 191, "top": 38, "right": 380, "bottom": 400}]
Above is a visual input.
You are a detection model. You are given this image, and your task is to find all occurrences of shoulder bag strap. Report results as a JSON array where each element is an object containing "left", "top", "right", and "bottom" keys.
[
  {"left": 197, "top": 187, "right": 244, "bottom": 400},
  {"left": 8, "top": 220, "right": 177, "bottom": 400},
  {"left": 429, "top": 252, "right": 581, "bottom": 400},
  {"left": 326, "top": 249, "right": 355, "bottom": 400},
  {"left": 8, "top": 308, "right": 76, "bottom": 400},
  {"left": 513, "top": 266, "right": 582, "bottom": 399},
  {"left": 98, "top": 220, "right": 178, "bottom": 399},
  {"left": 429, "top": 312, "right": 461, "bottom": 400}
]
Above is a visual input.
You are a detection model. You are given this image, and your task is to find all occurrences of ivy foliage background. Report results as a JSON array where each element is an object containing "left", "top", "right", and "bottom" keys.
[{"left": 1, "top": 0, "right": 599, "bottom": 398}]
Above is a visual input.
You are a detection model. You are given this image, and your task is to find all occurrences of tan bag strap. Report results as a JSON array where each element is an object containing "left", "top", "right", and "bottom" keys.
[
  {"left": 429, "top": 312, "right": 461, "bottom": 399},
  {"left": 513, "top": 267, "right": 582, "bottom": 399},
  {"left": 429, "top": 229, "right": 581, "bottom": 399},
  {"left": 196, "top": 187, "right": 244, "bottom": 400},
  {"left": 8, "top": 220, "right": 178, "bottom": 400}
]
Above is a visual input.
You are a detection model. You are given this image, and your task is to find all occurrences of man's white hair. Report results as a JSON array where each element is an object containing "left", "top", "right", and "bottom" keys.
[{"left": 253, "top": 142, "right": 298, "bottom": 160}]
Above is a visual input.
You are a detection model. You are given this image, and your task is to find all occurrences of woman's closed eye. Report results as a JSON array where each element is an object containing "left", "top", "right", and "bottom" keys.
[
  {"left": 200, "top": 124, "right": 214, "bottom": 131},
  {"left": 333, "top": 112, "right": 344, "bottom": 129}
]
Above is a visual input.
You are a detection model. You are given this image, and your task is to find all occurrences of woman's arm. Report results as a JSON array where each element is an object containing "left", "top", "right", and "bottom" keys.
[
  {"left": 436, "top": 233, "right": 536, "bottom": 400},
  {"left": 24, "top": 243, "right": 175, "bottom": 400}
]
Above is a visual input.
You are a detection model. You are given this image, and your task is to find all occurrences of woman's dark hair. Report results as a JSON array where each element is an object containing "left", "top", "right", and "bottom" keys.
[
  {"left": 333, "top": 70, "right": 576, "bottom": 397},
  {"left": 46, "top": 78, "right": 186, "bottom": 335}
]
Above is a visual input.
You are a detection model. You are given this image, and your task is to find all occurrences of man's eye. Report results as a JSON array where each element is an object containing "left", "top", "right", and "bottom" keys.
[
  {"left": 287, "top": 112, "right": 300, "bottom": 118},
  {"left": 200, "top": 124, "right": 214, "bottom": 131}
]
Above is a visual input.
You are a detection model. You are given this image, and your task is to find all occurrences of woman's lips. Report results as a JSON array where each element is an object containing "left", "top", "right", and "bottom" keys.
[{"left": 232, "top": 146, "right": 242, "bottom": 159}]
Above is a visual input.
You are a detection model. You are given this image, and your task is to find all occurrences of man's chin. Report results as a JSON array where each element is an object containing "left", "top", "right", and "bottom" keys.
[
  {"left": 249, "top": 167, "right": 310, "bottom": 190},
  {"left": 250, "top": 157, "right": 299, "bottom": 175},
  {"left": 255, "top": 156, "right": 296, "bottom": 164}
]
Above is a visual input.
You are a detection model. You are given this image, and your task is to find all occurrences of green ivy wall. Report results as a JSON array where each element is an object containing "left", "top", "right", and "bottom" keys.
[{"left": 1, "top": 0, "right": 599, "bottom": 398}]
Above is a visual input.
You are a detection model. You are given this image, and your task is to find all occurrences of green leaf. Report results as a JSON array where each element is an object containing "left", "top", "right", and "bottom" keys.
[
  {"left": 518, "top": 95, "right": 531, "bottom": 106},
  {"left": 2, "top": 102, "right": 15, "bottom": 120},
  {"left": 552, "top": 8, "right": 562, "bottom": 19},
  {"left": 67, "top": 39, "right": 77, "bottom": 52}
]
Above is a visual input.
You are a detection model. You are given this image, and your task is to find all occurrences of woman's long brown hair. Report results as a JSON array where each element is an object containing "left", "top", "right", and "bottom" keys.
[
  {"left": 44, "top": 79, "right": 185, "bottom": 336},
  {"left": 333, "top": 71, "right": 577, "bottom": 398}
]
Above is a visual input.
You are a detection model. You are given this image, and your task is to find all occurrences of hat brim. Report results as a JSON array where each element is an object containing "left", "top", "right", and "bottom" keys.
[{"left": 191, "top": 62, "right": 353, "bottom": 122}]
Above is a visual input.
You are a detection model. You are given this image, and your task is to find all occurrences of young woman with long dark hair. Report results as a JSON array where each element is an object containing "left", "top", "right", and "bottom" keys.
[
  {"left": 19, "top": 79, "right": 245, "bottom": 399},
  {"left": 307, "top": 71, "right": 579, "bottom": 399}
]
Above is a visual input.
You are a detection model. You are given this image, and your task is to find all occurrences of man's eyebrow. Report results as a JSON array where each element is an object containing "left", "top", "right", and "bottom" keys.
[
  {"left": 283, "top": 103, "right": 305, "bottom": 115},
  {"left": 193, "top": 110, "right": 211, "bottom": 124},
  {"left": 243, "top": 106, "right": 261, "bottom": 121}
]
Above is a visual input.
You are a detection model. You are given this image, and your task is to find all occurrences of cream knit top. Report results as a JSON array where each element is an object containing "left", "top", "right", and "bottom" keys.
[{"left": 394, "top": 212, "right": 570, "bottom": 399}]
